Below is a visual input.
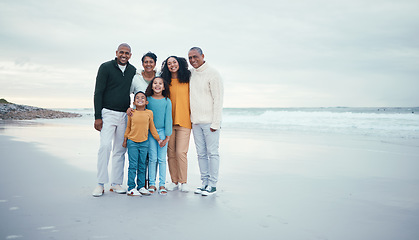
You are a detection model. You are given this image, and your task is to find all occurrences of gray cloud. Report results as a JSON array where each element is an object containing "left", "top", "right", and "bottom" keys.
[{"left": 0, "top": 0, "right": 418, "bottom": 108}]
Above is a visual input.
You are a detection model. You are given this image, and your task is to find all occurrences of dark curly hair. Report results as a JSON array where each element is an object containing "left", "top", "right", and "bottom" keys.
[
  {"left": 160, "top": 56, "right": 191, "bottom": 85},
  {"left": 145, "top": 77, "right": 170, "bottom": 99}
]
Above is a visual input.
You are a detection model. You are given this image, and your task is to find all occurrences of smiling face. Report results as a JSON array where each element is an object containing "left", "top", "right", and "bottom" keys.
[
  {"left": 133, "top": 92, "right": 147, "bottom": 109},
  {"left": 116, "top": 45, "right": 132, "bottom": 66},
  {"left": 167, "top": 57, "right": 179, "bottom": 73},
  {"left": 152, "top": 77, "right": 165, "bottom": 95},
  {"left": 188, "top": 49, "right": 205, "bottom": 69},
  {"left": 142, "top": 56, "right": 156, "bottom": 73}
]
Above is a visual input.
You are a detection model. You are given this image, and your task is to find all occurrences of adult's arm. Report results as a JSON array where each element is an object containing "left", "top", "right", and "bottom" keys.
[
  {"left": 93, "top": 63, "right": 108, "bottom": 120},
  {"left": 209, "top": 71, "right": 224, "bottom": 131}
]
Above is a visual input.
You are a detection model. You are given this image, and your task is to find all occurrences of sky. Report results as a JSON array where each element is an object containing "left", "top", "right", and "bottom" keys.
[{"left": 0, "top": 0, "right": 418, "bottom": 108}]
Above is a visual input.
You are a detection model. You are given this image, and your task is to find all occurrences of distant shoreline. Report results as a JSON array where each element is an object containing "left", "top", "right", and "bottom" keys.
[{"left": 0, "top": 102, "right": 81, "bottom": 120}]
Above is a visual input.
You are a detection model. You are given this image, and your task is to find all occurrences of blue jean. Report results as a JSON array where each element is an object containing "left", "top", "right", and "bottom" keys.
[
  {"left": 192, "top": 123, "right": 220, "bottom": 187},
  {"left": 148, "top": 128, "right": 168, "bottom": 187},
  {"left": 127, "top": 139, "right": 149, "bottom": 191}
]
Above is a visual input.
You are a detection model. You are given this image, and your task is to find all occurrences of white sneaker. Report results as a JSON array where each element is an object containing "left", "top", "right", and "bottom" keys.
[
  {"left": 127, "top": 188, "right": 142, "bottom": 196},
  {"left": 166, "top": 182, "right": 179, "bottom": 191},
  {"left": 139, "top": 187, "right": 151, "bottom": 196},
  {"left": 110, "top": 184, "right": 126, "bottom": 194},
  {"left": 202, "top": 186, "right": 217, "bottom": 196},
  {"left": 180, "top": 183, "right": 189, "bottom": 192},
  {"left": 92, "top": 185, "right": 104, "bottom": 197},
  {"left": 194, "top": 185, "right": 208, "bottom": 194}
]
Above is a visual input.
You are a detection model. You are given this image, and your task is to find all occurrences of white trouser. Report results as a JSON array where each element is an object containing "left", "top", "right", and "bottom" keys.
[
  {"left": 192, "top": 123, "right": 220, "bottom": 187},
  {"left": 97, "top": 108, "right": 127, "bottom": 185}
]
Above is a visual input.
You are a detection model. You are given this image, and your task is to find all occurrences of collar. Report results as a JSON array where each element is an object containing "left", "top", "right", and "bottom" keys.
[
  {"left": 112, "top": 58, "right": 130, "bottom": 68},
  {"left": 195, "top": 62, "right": 208, "bottom": 72}
]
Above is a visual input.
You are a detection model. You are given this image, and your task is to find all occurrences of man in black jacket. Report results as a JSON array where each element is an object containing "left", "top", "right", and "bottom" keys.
[{"left": 92, "top": 43, "right": 136, "bottom": 197}]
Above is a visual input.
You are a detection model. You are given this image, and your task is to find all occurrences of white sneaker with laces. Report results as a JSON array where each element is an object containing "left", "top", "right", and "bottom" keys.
[
  {"left": 92, "top": 185, "right": 104, "bottom": 197},
  {"left": 166, "top": 182, "right": 179, "bottom": 191},
  {"left": 202, "top": 186, "right": 217, "bottom": 196},
  {"left": 110, "top": 184, "right": 126, "bottom": 194},
  {"left": 139, "top": 187, "right": 151, "bottom": 196},
  {"left": 194, "top": 185, "right": 207, "bottom": 194},
  {"left": 180, "top": 183, "right": 190, "bottom": 192},
  {"left": 127, "top": 188, "right": 142, "bottom": 196}
]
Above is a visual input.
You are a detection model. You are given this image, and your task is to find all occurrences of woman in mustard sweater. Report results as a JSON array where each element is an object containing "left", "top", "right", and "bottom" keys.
[{"left": 160, "top": 56, "right": 191, "bottom": 192}]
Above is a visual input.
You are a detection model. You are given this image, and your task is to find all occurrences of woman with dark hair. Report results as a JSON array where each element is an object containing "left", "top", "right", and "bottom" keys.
[
  {"left": 130, "top": 52, "right": 159, "bottom": 94},
  {"left": 160, "top": 56, "right": 191, "bottom": 192}
]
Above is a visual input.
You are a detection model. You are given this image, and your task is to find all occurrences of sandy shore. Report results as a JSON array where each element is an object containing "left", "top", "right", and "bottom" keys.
[{"left": 1, "top": 118, "right": 418, "bottom": 240}]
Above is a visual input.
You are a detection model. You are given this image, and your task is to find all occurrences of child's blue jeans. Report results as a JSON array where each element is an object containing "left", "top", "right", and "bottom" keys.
[
  {"left": 127, "top": 139, "right": 149, "bottom": 191},
  {"left": 148, "top": 128, "right": 168, "bottom": 187}
]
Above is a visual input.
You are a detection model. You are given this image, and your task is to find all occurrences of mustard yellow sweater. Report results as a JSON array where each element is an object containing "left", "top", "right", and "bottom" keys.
[
  {"left": 169, "top": 78, "right": 192, "bottom": 129},
  {"left": 124, "top": 109, "right": 160, "bottom": 143}
]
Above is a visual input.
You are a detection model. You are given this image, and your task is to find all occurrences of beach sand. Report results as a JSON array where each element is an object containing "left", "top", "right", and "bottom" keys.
[{"left": 0, "top": 118, "right": 418, "bottom": 240}]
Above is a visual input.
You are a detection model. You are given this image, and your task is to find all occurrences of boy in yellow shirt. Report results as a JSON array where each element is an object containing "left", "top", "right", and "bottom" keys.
[{"left": 123, "top": 91, "right": 162, "bottom": 196}]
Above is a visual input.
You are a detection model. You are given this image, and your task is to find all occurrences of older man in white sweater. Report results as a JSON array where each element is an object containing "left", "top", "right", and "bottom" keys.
[{"left": 188, "top": 47, "right": 224, "bottom": 196}]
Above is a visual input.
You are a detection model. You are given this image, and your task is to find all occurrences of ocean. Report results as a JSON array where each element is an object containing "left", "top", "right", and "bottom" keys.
[{"left": 59, "top": 107, "right": 419, "bottom": 140}]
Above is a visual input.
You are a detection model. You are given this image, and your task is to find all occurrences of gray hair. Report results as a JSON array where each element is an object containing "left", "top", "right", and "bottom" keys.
[
  {"left": 189, "top": 47, "right": 203, "bottom": 55},
  {"left": 117, "top": 43, "right": 131, "bottom": 52}
]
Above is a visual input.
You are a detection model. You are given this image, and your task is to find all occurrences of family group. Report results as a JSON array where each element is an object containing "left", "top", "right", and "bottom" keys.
[{"left": 92, "top": 43, "right": 223, "bottom": 197}]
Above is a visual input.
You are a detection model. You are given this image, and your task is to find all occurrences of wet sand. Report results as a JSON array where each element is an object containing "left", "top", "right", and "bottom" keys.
[{"left": 1, "top": 118, "right": 418, "bottom": 240}]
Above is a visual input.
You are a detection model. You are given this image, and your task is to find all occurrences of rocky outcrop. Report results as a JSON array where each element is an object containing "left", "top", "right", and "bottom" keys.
[{"left": 0, "top": 102, "right": 81, "bottom": 120}]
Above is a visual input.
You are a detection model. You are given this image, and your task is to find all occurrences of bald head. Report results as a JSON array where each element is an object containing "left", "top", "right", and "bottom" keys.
[{"left": 117, "top": 43, "right": 131, "bottom": 52}]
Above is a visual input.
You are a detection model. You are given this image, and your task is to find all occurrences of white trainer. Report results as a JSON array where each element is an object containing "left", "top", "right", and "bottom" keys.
[
  {"left": 92, "top": 185, "right": 104, "bottom": 197},
  {"left": 180, "top": 183, "right": 190, "bottom": 192},
  {"left": 202, "top": 186, "right": 217, "bottom": 196},
  {"left": 166, "top": 182, "right": 179, "bottom": 191},
  {"left": 110, "top": 184, "right": 126, "bottom": 194},
  {"left": 139, "top": 187, "right": 151, "bottom": 196},
  {"left": 194, "top": 185, "right": 208, "bottom": 194},
  {"left": 127, "top": 188, "right": 142, "bottom": 196}
]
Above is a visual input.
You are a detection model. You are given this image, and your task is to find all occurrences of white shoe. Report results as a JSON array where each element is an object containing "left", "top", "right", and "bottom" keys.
[
  {"left": 127, "top": 188, "right": 142, "bottom": 196},
  {"left": 139, "top": 187, "right": 151, "bottom": 196},
  {"left": 92, "top": 185, "right": 104, "bottom": 197},
  {"left": 194, "top": 185, "right": 208, "bottom": 194},
  {"left": 202, "top": 186, "right": 217, "bottom": 196},
  {"left": 110, "top": 184, "right": 126, "bottom": 194},
  {"left": 180, "top": 183, "right": 189, "bottom": 192},
  {"left": 166, "top": 182, "right": 179, "bottom": 191}
]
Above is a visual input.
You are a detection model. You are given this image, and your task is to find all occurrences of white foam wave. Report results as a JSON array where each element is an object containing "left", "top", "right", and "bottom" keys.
[{"left": 222, "top": 110, "right": 419, "bottom": 139}]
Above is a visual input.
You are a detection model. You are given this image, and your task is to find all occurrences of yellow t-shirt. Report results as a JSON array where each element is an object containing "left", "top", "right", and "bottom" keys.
[
  {"left": 169, "top": 78, "right": 191, "bottom": 129},
  {"left": 124, "top": 109, "right": 160, "bottom": 143}
]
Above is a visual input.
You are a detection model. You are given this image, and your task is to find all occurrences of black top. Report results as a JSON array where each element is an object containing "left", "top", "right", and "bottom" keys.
[{"left": 94, "top": 58, "right": 137, "bottom": 119}]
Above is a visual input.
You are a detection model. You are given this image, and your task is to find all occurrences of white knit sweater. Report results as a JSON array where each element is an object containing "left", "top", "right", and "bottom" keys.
[{"left": 190, "top": 62, "right": 224, "bottom": 129}]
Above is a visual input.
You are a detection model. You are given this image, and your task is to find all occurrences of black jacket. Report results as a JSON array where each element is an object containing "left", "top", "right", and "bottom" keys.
[{"left": 94, "top": 58, "right": 136, "bottom": 119}]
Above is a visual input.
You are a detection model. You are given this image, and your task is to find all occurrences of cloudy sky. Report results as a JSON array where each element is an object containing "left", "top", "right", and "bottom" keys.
[{"left": 0, "top": 0, "right": 418, "bottom": 108}]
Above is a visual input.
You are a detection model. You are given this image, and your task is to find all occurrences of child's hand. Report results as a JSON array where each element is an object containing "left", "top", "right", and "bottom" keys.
[
  {"left": 159, "top": 138, "right": 168, "bottom": 147},
  {"left": 158, "top": 139, "right": 164, "bottom": 147},
  {"left": 122, "top": 141, "right": 127, "bottom": 148},
  {"left": 126, "top": 108, "right": 134, "bottom": 116}
]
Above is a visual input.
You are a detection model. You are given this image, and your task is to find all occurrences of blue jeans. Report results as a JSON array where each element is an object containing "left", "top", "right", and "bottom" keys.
[
  {"left": 127, "top": 139, "right": 149, "bottom": 191},
  {"left": 148, "top": 128, "right": 168, "bottom": 187},
  {"left": 192, "top": 123, "right": 220, "bottom": 187}
]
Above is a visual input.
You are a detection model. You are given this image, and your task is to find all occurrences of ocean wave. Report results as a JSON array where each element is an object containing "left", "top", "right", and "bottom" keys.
[{"left": 222, "top": 109, "right": 419, "bottom": 139}]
